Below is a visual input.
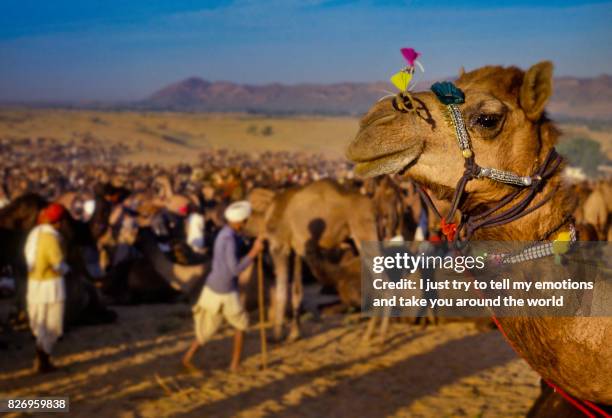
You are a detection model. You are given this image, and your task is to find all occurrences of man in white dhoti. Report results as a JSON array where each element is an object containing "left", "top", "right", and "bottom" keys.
[
  {"left": 24, "top": 203, "right": 69, "bottom": 373},
  {"left": 182, "top": 200, "right": 263, "bottom": 373}
]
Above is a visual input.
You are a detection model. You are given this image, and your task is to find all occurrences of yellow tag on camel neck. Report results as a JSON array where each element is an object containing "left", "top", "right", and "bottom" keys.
[
  {"left": 552, "top": 230, "right": 571, "bottom": 265},
  {"left": 552, "top": 231, "right": 571, "bottom": 255}
]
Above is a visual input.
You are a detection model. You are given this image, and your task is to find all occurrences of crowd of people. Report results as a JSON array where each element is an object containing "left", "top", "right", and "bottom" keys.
[
  {"left": 1, "top": 137, "right": 610, "bottom": 375},
  {"left": 0, "top": 138, "right": 363, "bottom": 373},
  {"left": 0, "top": 138, "right": 354, "bottom": 207}
]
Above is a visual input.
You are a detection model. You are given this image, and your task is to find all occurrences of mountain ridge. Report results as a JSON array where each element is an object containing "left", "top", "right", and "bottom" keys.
[
  {"left": 141, "top": 74, "right": 612, "bottom": 119},
  {"left": 2, "top": 75, "right": 610, "bottom": 120}
]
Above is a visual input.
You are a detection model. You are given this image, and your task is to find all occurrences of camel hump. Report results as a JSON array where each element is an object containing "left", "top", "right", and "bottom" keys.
[{"left": 254, "top": 179, "right": 356, "bottom": 238}]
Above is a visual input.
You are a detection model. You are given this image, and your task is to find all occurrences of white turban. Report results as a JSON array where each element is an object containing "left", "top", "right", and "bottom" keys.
[
  {"left": 83, "top": 199, "right": 96, "bottom": 220},
  {"left": 224, "top": 201, "right": 252, "bottom": 223}
]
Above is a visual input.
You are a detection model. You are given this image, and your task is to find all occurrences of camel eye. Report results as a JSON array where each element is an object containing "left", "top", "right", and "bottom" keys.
[{"left": 473, "top": 113, "right": 502, "bottom": 129}]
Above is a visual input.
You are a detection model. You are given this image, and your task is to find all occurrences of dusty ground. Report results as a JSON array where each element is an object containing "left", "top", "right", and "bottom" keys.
[
  {"left": 0, "top": 304, "right": 540, "bottom": 418},
  {"left": 0, "top": 108, "right": 358, "bottom": 164},
  {"left": 0, "top": 108, "right": 610, "bottom": 165}
]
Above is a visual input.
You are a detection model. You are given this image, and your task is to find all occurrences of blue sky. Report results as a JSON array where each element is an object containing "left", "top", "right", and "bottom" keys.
[{"left": 1, "top": 0, "right": 611, "bottom": 101}]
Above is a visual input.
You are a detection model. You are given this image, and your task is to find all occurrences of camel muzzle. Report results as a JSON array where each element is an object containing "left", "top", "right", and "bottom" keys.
[
  {"left": 347, "top": 103, "right": 424, "bottom": 177},
  {"left": 346, "top": 127, "right": 423, "bottom": 178}
]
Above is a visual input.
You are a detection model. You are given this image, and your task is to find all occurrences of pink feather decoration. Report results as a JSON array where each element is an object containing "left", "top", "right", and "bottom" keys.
[{"left": 400, "top": 48, "right": 420, "bottom": 67}]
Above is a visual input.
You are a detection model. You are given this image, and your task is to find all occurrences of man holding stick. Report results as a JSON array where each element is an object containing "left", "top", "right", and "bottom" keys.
[{"left": 182, "top": 200, "right": 264, "bottom": 372}]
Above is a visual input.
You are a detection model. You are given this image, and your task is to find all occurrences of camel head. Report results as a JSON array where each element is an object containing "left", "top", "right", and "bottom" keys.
[
  {"left": 347, "top": 62, "right": 558, "bottom": 205},
  {"left": 244, "top": 187, "right": 277, "bottom": 238},
  {"left": 153, "top": 175, "right": 174, "bottom": 200}
]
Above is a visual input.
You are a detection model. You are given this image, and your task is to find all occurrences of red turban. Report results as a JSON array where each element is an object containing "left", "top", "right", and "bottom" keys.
[
  {"left": 38, "top": 203, "right": 67, "bottom": 224},
  {"left": 178, "top": 205, "right": 189, "bottom": 216}
]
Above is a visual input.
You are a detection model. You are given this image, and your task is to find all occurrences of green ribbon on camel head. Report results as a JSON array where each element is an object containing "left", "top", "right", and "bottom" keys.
[
  {"left": 430, "top": 81, "right": 465, "bottom": 105},
  {"left": 430, "top": 81, "right": 472, "bottom": 158}
]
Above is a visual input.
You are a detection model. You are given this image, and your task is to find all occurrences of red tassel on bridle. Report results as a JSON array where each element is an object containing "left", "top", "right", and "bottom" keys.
[{"left": 440, "top": 218, "right": 457, "bottom": 242}]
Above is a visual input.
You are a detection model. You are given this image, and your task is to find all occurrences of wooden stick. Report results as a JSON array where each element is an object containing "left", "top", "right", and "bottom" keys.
[
  {"left": 257, "top": 251, "right": 268, "bottom": 369},
  {"left": 154, "top": 373, "right": 175, "bottom": 395}
]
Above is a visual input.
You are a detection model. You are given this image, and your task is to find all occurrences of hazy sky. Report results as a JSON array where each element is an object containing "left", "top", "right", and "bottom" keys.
[{"left": 1, "top": 0, "right": 611, "bottom": 101}]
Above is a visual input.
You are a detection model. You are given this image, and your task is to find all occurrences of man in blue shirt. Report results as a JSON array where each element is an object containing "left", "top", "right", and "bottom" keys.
[{"left": 182, "top": 200, "right": 264, "bottom": 372}]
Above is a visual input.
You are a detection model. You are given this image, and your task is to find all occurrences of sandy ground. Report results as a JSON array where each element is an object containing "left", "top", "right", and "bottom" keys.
[
  {"left": 0, "top": 109, "right": 359, "bottom": 164},
  {"left": 1, "top": 109, "right": 609, "bottom": 166},
  {"left": 0, "top": 303, "right": 541, "bottom": 418}
]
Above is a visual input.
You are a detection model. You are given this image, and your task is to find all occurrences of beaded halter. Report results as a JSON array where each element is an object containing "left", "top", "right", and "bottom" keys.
[
  {"left": 403, "top": 81, "right": 565, "bottom": 243},
  {"left": 432, "top": 81, "right": 538, "bottom": 187}
]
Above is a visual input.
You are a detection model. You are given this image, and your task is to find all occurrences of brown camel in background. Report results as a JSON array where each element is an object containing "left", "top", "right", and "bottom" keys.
[
  {"left": 98, "top": 213, "right": 209, "bottom": 304},
  {"left": 246, "top": 179, "right": 378, "bottom": 341},
  {"left": 131, "top": 228, "right": 207, "bottom": 295},
  {"left": 371, "top": 175, "right": 405, "bottom": 240},
  {"left": 581, "top": 182, "right": 611, "bottom": 239},
  {"left": 347, "top": 61, "right": 611, "bottom": 409}
]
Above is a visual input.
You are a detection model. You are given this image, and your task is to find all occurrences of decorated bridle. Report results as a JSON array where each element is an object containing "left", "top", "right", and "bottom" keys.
[
  {"left": 403, "top": 80, "right": 564, "bottom": 243},
  {"left": 385, "top": 49, "right": 565, "bottom": 243},
  {"left": 385, "top": 47, "right": 575, "bottom": 262}
]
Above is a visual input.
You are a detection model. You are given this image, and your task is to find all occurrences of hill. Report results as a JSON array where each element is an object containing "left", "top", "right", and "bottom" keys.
[
  {"left": 140, "top": 75, "right": 612, "bottom": 120},
  {"left": 143, "top": 78, "right": 389, "bottom": 115},
  {"left": 547, "top": 75, "right": 612, "bottom": 120}
]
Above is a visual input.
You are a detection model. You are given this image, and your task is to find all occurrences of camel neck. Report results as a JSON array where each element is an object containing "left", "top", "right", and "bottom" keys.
[{"left": 469, "top": 171, "right": 575, "bottom": 241}]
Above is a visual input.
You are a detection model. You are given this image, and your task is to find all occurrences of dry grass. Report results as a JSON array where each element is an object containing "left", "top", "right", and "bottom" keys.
[
  {"left": 558, "top": 122, "right": 612, "bottom": 159},
  {"left": 1, "top": 108, "right": 611, "bottom": 165},
  {"left": 0, "top": 108, "right": 359, "bottom": 165}
]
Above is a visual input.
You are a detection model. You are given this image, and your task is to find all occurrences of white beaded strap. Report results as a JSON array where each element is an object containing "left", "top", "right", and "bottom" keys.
[
  {"left": 477, "top": 167, "right": 536, "bottom": 187},
  {"left": 447, "top": 104, "right": 472, "bottom": 154},
  {"left": 495, "top": 224, "right": 577, "bottom": 265}
]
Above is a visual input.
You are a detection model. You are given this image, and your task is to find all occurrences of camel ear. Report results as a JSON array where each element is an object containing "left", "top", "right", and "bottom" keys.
[
  {"left": 459, "top": 66, "right": 465, "bottom": 78},
  {"left": 520, "top": 61, "right": 553, "bottom": 121}
]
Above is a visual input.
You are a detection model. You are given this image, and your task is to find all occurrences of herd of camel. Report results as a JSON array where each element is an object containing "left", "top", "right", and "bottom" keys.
[{"left": 1, "top": 61, "right": 611, "bottom": 416}]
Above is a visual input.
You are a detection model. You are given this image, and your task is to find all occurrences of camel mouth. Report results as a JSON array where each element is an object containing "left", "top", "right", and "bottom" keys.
[
  {"left": 347, "top": 109, "right": 424, "bottom": 178},
  {"left": 352, "top": 148, "right": 420, "bottom": 178}
]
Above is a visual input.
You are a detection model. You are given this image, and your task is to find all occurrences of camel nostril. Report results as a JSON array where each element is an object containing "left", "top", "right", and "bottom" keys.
[
  {"left": 370, "top": 114, "right": 396, "bottom": 126},
  {"left": 360, "top": 112, "right": 397, "bottom": 130}
]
